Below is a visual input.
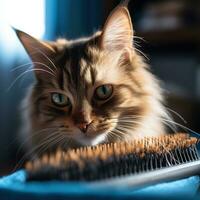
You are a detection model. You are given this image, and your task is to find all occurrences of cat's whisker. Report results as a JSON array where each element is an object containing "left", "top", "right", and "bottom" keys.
[
  {"left": 12, "top": 61, "right": 56, "bottom": 74},
  {"left": 111, "top": 130, "right": 124, "bottom": 139},
  {"left": 109, "top": 127, "right": 124, "bottom": 137},
  {"left": 118, "top": 119, "right": 142, "bottom": 123},
  {"left": 161, "top": 121, "right": 177, "bottom": 134},
  {"left": 161, "top": 119, "right": 200, "bottom": 136},
  {"left": 16, "top": 127, "right": 58, "bottom": 155},
  {"left": 109, "top": 117, "right": 155, "bottom": 135},
  {"left": 38, "top": 134, "right": 66, "bottom": 155},
  {"left": 133, "top": 35, "right": 146, "bottom": 42},
  {"left": 107, "top": 116, "right": 142, "bottom": 120},
  {"left": 62, "top": 137, "right": 73, "bottom": 150},
  {"left": 28, "top": 131, "right": 64, "bottom": 158},
  {"left": 13, "top": 131, "right": 61, "bottom": 171},
  {"left": 10, "top": 51, "right": 49, "bottom": 72},
  {"left": 119, "top": 115, "right": 177, "bottom": 132},
  {"left": 10, "top": 62, "right": 33, "bottom": 72},
  {"left": 107, "top": 132, "right": 118, "bottom": 141},
  {"left": 26, "top": 131, "right": 60, "bottom": 154},
  {"left": 110, "top": 114, "right": 178, "bottom": 135},
  {"left": 116, "top": 126, "right": 132, "bottom": 135},
  {"left": 112, "top": 129, "right": 130, "bottom": 142},
  {"left": 118, "top": 114, "right": 197, "bottom": 136},
  {"left": 119, "top": 120, "right": 177, "bottom": 135},
  {"left": 135, "top": 47, "right": 150, "bottom": 61},
  {"left": 114, "top": 127, "right": 128, "bottom": 136},
  {"left": 133, "top": 41, "right": 141, "bottom": 48},
  {"left": 104, "top": 133, "right": 109, "bottom": 143},
  {"left": 117, "top": 123, "right": 138, "bottom": 130},
  {"left": 7, "top": 68, "right": 56, "bottom": 91},
  {"left": 31, "top": 48, "right": 58, "bottom": 72},
  {"left": 31, "top": 62, "right": 56, "bottom": 74},
  {"left": 108, "top": 130, "right": 123, "bottom": 141},
  {"left": 7, "top": 127, "right": 55, "bottom": 153},
  {"left": 59, "top": 131, "right": 74, "bottom": 137},
  {"left": 166, "top": 107, "right": 187, "bottom": 124}
]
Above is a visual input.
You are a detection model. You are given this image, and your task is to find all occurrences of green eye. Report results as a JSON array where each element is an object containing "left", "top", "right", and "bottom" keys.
[
  {"left": 94, "top": 84, "right": 113, "bottom": 101},
  {"left": 51, "top": 93, "right": 71, "bottom": 107}
]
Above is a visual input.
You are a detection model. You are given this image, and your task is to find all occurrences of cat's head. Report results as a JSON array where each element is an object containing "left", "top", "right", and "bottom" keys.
[{"left": 16, "top": 4, "right": 164, "bottom": 148}]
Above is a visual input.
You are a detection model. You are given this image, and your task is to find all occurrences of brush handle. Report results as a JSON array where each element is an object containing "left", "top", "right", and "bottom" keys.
[{"left": 90, "top": 160, "right": 200, "bottom": 189}]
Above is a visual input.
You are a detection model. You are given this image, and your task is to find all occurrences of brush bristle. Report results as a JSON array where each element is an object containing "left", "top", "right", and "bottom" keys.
[{"left": 26, "top": 133, "right": 199, "bottom": 181}]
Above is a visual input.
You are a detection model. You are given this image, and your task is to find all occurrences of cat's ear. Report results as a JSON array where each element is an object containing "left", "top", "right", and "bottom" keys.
[
  {"left": 14, "top": 28, "right": 56, "bottom": 61},
  {"left": 14, "top": 28, "right": 57, "bottom": 81},
  {"left": 100, "top": 4, "right": 133, "bottom": 54}
]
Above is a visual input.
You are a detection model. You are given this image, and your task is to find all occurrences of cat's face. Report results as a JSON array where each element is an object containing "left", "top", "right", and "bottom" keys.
[
  {"left": 29, "top": 45, "right": 144, "bottom": 146},
  {"left": 17, "top": 4, "right": 164, "bottom": 150}
]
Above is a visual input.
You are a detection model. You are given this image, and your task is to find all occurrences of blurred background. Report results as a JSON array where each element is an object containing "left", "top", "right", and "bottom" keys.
[{"left": 0, "top": 0, "right": 199, "bottom": 175}]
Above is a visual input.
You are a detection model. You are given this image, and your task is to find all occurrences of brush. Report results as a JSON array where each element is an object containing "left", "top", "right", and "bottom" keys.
[{"left": 25, "top": 133, "right": 200, "bottom": 189}]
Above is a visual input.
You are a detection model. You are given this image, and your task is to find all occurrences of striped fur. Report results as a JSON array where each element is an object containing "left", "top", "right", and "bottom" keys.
[{"left": 17, "top": 4, "right": 169, "bottom": 156}]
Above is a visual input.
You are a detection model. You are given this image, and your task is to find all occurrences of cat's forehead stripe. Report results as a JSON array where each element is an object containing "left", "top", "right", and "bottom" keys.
[
  {"left": 62, "top": 42, "right": 98, "bottom": 88},
  {"left": 90, "top": 67, "right": 97, "bottom": 86},
  {"left": 80, "top": 60, "right": 92, "bottom": 84}
]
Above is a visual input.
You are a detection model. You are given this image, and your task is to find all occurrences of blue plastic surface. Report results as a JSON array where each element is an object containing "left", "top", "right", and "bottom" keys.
[{"left": 0, "top": 170, "right": 200, "bottom": 200}]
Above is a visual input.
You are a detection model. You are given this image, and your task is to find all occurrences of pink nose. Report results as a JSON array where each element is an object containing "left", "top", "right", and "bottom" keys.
[{"left": 77, "top": 122, "right": 91, "bottom": 133}]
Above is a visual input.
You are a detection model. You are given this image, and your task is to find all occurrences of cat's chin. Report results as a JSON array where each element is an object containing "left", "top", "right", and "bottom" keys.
[{"left": 75, "top": 133, "right": 107, "bottom": 146}]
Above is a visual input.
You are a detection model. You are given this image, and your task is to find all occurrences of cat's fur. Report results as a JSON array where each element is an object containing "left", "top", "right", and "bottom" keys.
[{"left": 17, "top": 4, "right": 169, "bottom": 155}]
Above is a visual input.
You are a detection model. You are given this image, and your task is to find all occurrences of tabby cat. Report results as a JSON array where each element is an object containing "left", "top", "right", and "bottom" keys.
[{"left": 16, "top": 3, "right": 169, "bottom": 155}]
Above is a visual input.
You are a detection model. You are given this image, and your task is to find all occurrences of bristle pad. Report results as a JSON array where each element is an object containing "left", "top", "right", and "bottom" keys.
[{"left": 26, "top": 133, "right": 199, "bottom": 181}]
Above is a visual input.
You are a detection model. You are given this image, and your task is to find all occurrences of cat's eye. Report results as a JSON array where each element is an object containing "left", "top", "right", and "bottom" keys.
[
  {"left": 94, "top": 84, "right": 113, "bottom": 101},
  {"left": 51, "top": 93, "right": 71, "bottom": 107}
]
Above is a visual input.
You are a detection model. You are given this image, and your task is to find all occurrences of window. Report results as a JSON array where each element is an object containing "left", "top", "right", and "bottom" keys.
[{"left": 0, "top": 0, "right": 45, "bottom": 62}]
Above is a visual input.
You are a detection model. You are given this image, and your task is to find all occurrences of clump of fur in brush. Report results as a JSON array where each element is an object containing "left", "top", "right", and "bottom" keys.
[{"left": 26, "top": 133, "right": 199, "bottom": 182}]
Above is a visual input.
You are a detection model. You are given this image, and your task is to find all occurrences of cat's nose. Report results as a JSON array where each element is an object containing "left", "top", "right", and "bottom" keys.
[{"left": 77, "top": 121, "right": 91, "bottom": 133}]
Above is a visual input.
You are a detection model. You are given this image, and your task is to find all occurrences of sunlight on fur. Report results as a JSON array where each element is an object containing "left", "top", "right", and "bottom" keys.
[{"left": 14, "top": 3, "right": 175, "bottom": 159}]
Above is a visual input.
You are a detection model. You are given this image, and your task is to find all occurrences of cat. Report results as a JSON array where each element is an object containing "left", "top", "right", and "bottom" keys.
[{"left": 16, "top": 3, "right": 170, "bottom": 156}]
